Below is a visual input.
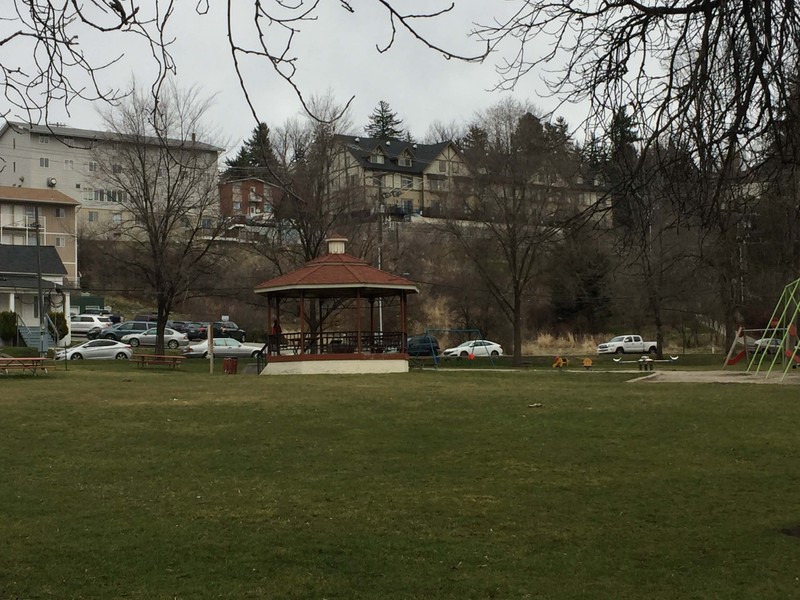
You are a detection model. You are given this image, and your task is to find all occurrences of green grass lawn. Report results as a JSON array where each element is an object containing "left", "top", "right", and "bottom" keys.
[{"left": 2, "top": 363, "right": 799, "bottom": 599}]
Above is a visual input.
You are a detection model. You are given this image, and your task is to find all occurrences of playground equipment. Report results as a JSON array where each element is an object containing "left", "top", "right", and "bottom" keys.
[
  {"left": 747, "top": 277, "right": 800, "bottom": 381},
  {"left": 613, "top": 355, "right": 679, "bottom": 371}
]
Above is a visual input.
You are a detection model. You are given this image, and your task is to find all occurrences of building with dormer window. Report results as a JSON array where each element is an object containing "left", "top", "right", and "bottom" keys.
[{"left": 332, "top": 135, "right": 471, "bottom": 218}]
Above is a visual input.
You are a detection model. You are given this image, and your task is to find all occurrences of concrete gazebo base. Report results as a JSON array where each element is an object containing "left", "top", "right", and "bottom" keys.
[{"left": 260, "top": 356, "right": 410, "bottom": 375}]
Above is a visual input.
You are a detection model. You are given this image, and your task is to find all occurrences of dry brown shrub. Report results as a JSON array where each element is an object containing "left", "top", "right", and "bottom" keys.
[{"left": 523, "top": 332, "right": 606, "bottom": 356}]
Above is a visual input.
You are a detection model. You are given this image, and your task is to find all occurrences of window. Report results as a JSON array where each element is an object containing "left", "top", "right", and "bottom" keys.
[
  {"left": 83, "top": 188, "right": 94, "bottom": 203},
  {"left": 452, "top": 162, "right": 461, "bottom": 174},
  {"left": 112, "top": 213, "right": 122, "bottom": 224},
  {"left": 39, "top": 135, "right": 49, "bottom": 144},
  {"left": 62, "top": 137, "right": 74, "bottom": 146},
  {"left": 64, "top": 159, "right": 74, "bottom": 170},
  {"left": 112, "top": 164, "right": 122, "bottom": 174},
  {"left": 88, "top": 211, "right": 99, "bottom": 222},
  {"left": 55, "top": 236, "right": 65, "bottom": 247},
  {"left": 105, "top": 190, "right": 125, "bottom": 203},
  {"left": 88, "top": 161, "right": 97, "bottom": 172},
  {"left": 399, "top": 156, "right": 412, "bottom": 167},
  {"left": 55, "top": 207, "right": 66, "bottom": 218},
  {"left": 370, "top": 153, "right": 385, "bottom": 164},
  {"left": 94, "top": 190, "right": 105, "bottom": 202},
  {"left": 401, "top": 176, "right": 413, "bottom": 189},
  {"left": 233, "top": 200, "right": 241, "bottom": 211},
  {"left": 39, "top": 157, "right": 49, "bottom": 168},
  {"left": 429, "top": 178, "right": 444, "bottom": 191},
  {"left": 372, "top": 175, "right": 383, "bottom": 187},
  {"left": 438, "top": 160, "right": 447, "bottom": 173}
]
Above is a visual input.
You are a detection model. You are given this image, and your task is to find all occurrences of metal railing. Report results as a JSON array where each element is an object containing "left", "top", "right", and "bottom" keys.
[{"left": 267, "top": 330, "right": 406, "bottom": 356}]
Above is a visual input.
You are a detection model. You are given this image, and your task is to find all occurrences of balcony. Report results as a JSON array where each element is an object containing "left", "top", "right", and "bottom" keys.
[{"left": 0, "top": 214, "right": 47, "bottom": 231}]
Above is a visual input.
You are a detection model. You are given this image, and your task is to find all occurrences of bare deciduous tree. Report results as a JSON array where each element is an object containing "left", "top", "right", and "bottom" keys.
[
  {"left": 95, "top": 80, "right": 224, "bottom": 354},
  {"left": 442, "top": 99, "right": 580, "bottom": 363},
  {"left": 1, "top": 1, "right": 487, "bottom": 134},
  {"left": 477, "top": 1, "right": 799, "bottom": 155}
]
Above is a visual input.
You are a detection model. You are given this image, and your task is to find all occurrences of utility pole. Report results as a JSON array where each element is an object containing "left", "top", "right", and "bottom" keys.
[
  {"left": 34, "top": 206, "right": 45, "bottom": 357},
  {"left": 377, "top": 177, "right": 385, "bottom": 334}
]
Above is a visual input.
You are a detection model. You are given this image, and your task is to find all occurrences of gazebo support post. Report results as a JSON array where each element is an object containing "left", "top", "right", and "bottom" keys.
[
  {"left": 400, "top": 292, "right": 407, "bottom": 348},
  {"left": 267, "top": 297, "right": 273, "bottom": 356},
  {"left": 356, "top": 292, "right": 362, "bottom": 354},
  {"left": 318, "top": 297, "right": 324, "bottom": 353},
  {"left": 299, "top": 292, "right": 305, "bottom": 355},
  {"left": 369, "top": 297, "right": 375, "bottom": 351}
]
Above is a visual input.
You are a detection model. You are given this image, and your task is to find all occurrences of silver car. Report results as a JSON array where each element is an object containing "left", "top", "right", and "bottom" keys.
[
  {"left": 121, "top": 327, "right": 189, "bottom": 349},
  {"left": 182, "top": 338, "right": 264, "bottom": 358},
  {"left": 54, "top": 339, "right": 133, "bottom": 360}
]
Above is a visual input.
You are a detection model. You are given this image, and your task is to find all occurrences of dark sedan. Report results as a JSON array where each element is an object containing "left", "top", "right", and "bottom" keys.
[{"left": 406, "top": 335, "right": 440, "bottom": 356}]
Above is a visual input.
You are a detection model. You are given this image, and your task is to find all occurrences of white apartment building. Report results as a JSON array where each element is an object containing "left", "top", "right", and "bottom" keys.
[{"left": 0, "top": 121, "right": 222, "bottom": 236}]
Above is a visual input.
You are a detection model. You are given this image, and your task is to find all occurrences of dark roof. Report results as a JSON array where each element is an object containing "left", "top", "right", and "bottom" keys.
[
  {"left": 0, "top": 245, "right": 68, "bottom": 276},
  {"left": 254, "top": 252, "right": 418, "bottom": 299},
  {"left": 335, "top": 134, "right": 453, "bottom": 175},
  {"left": 0, "top": 275, "right": 59, "bottom": 291},
  {"left": 2, "top": 120, "right": 223, "bottom": 153}
]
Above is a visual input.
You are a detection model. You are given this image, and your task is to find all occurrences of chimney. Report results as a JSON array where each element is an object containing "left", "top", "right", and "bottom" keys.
[{"left": 325, "top": 236, "right": 348, "bottom": 255}]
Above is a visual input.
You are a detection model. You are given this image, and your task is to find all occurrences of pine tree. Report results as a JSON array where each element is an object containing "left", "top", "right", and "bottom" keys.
[
  {"left": 364, "top": 100, "right": 407, "bottom": 140},
  {"left": 223, "top": 122, "right": 279, "bottom": 181}
]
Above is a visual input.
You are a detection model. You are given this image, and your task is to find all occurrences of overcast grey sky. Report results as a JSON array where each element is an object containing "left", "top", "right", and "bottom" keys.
[{"left": 35, "top": 1, "right": 587, "bottom": 159}]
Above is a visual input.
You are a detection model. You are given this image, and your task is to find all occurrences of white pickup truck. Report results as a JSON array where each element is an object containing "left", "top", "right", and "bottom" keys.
[{"left": 597, "top": 335, "right": 658, "bottom": 355}]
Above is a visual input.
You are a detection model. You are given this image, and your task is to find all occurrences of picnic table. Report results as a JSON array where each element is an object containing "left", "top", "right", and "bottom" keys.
[
  {"left": 134, "top": 354, "right": 184, "bottom": 369},
  {"left": 0, "top": 357, "right": 50, "bottom": 375}
]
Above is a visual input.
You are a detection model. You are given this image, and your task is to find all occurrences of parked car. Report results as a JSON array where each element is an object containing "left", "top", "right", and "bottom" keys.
[
  {"left": 91, "top": 320, "right": 151, "bottom": 341},
  {"left": 69, "top": 314, "right": 113, "bottom": 335},
  {"left": 596, "top": 335, "right": 657, "bottom": 355},
  {"left": 182, "top": 338, "right": 264, "bottom": 359},
  {"left": 133, "top": 313, "right": 159, "bottom": 323},
  {"left": 186, "top": 322, "right": 210, "bottom": 341},
  {"left": 83, "top": 308, "right": 122, "bottom": 324},
  {"left": 442, "top": 339, "right": 503, "bottom": 358},
  {"left": 213, "top": 321, "right": 246, "bottom": 342},
  {"left": 167, "top": 320, "right": 192, "bottom": 333},
  {"left": 748, "top": 337, "right": 782, "bottom": 355},
  {"left": 121, "top": 327, "right": 189, "bottom": 349},
  {"left": 54, "top": 339, "right": 133, "bottom": 361},
  {"left": 406, "top": 334, "right": 440, "bottom": 356}
]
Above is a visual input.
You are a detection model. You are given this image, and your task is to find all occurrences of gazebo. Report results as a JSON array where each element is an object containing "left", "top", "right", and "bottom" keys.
[{"left": 253, "top": 237, "right": 419, "bottom": 374}]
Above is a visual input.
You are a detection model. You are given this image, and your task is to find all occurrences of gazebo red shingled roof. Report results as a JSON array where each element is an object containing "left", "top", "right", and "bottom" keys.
[{"left": 254, "top": 249, "right": 419, "bottom": 298}]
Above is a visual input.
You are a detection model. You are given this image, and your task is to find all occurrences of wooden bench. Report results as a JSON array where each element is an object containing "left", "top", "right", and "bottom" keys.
[
  {"left": 134, "top": 354, "right": 184, "bottom": 369},
  {"left": 0, "top": 357, "right": 50, "bottom": 375}
]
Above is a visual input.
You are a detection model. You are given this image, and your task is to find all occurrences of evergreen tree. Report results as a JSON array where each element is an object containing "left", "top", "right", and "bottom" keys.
[
  {"left": 364, "top": 100, "right": 407, "bottom": 140},
  {"left": 223, "top": 122, "right": 279, "bottom": 181}
]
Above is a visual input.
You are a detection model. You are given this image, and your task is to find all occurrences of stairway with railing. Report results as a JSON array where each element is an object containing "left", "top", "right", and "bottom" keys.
[{"left": 16, "top": 314, "right": 56, "bottom": 354}]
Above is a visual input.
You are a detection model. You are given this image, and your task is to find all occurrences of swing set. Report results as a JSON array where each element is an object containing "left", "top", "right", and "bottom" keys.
[{"left": 723, "top": 276, "right": 800, "bottom": 380}]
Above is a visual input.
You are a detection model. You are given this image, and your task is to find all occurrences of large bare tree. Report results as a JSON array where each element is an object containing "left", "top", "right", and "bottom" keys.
[
  {"left": 442, "top": 99, "right": 580, "bottom": 363},
  {"left": 94, "top": 80, "right": 223, "bottom": 354}
]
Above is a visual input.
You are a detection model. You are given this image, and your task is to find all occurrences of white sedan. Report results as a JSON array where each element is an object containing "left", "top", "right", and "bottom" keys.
[
  {"left": 182, "top": 338, "right": 265, "bottom": 359},
  {"left": 121, "top": 327, "right": 189, "bottom": 349},
  {"left": 442, "top": 339, "right": 504, "bottom": 358},
  {"left": 54, "top": 339, "right": 133, "bottom": 360}
]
